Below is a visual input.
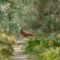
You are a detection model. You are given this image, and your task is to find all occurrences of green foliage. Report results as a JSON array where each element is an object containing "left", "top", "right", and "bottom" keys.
[
  {"left": 29, "top": 47, "right": 60, "bottom": 60},
  {"left": 25, "top": 37, "right": 49, "bottom": 54},
  {"left": 0, "top": 0, "right": 60, "bottom": 38},
  {"left": 42, "top": 47, "right": 60, "bottom": 60},
  {"left": 0, "top": 0, "right": 10, "bottom": 4},
  {"left": 0, "top": 0, "right": 60, "bottom": 60},
  {"left": 25, "top": 36, "right": 60, "bottom": 60}
]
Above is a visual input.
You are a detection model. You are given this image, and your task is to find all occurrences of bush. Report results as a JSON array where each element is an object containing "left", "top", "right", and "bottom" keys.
[
  {"left": 25, "top": 36, "right": 60, "bottom": 60},
  {"left": 0, "top": 32, "right": 16, "bottom": 44},
  {"left": 25, "top": 37, "right": 49, "bottom": 54},
  {"left": 42, "top": 47, "right": 60, "bottom": 60},
  {"left": 28, "top": 47, "right": 60, "bottom": 60},
  {"left": 0, "top": 32, "right": 16, "bottom": 60}
]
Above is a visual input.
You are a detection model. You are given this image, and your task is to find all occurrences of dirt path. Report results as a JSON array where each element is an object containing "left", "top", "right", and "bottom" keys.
[{"left": 10, "top": 39, "right": 28, "bottom": 60}]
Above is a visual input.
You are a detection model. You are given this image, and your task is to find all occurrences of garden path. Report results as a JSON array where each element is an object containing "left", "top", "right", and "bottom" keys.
[{"left": 10, "top": 38, "right": 28, "bottom": 60}]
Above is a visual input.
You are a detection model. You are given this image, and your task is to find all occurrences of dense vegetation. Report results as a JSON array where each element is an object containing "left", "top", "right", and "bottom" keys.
[
  {"left": 0, "top": 0, "right": 60, "bottom": 60},
  {"left": 25, "top": 35, "right": 60, "bottom": 60},
  {"left": 0, "top": 0, "right": 60, "bottom": 36},
  {"left": 0, "top": 32, "right": 16, "bottom": 60}
]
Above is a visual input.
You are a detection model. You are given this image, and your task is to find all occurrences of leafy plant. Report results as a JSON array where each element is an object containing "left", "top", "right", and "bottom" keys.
[
  {"left": 25, "top": 37, "right": 49, "bottom": 54},
  {"left": 25, "top": 36, "right": 60, "bottom": 60},
  {"left": 0, "top": 32, "right": 16, "bottom": 60},
  {"left": 42, "top": 47, "right": 60, "bottom": 60}
]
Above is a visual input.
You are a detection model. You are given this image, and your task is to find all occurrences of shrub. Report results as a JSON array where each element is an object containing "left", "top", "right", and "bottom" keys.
[
  {"left": 42, "top": 47, "right": 60, "bottom": 60},
  {"left": 25, "top": 36, "right": 60, "bottom": 60},
  {"left": 28, "top": 47, "right": 60, "bottom": 60},
  {"left": 0, "top": 32, "right": 16, "bottom": 60},
  {"left": 25, "top": 37, "right": 49, "bottom": 54},
  {"left": 0, "top": 32, "right": 16, "bottom": 44}
]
